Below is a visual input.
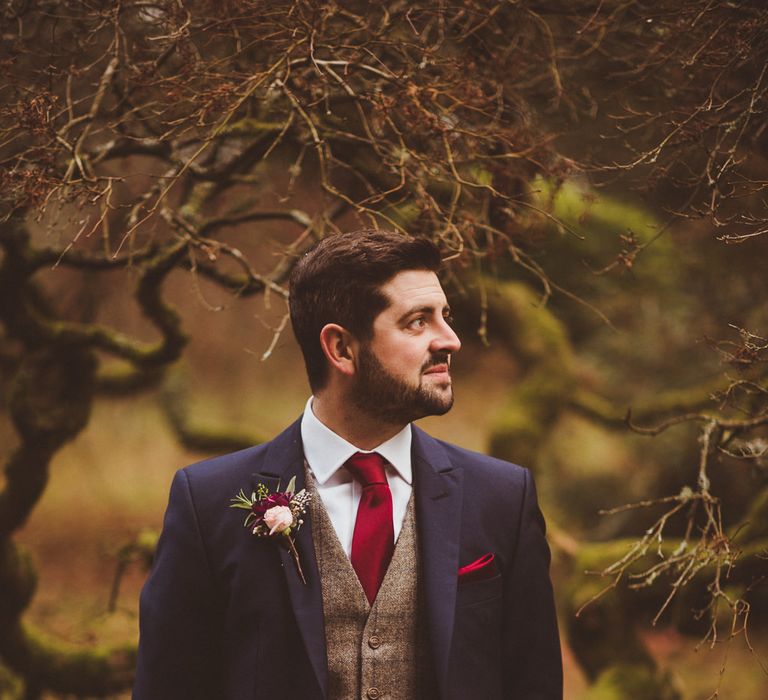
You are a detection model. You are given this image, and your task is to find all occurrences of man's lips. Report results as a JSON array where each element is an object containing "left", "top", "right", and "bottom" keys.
[{"left": 423, "top": 363, "right": 450, "bottom": 376}]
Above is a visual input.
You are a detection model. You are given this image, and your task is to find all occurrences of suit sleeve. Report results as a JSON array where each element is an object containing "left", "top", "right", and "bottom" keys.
[
  {"left": 133, "top": 469, "right": 222, "bottom": 700},
  {"left": 503, "top": 470, "right": 563, "bottom": 699}
]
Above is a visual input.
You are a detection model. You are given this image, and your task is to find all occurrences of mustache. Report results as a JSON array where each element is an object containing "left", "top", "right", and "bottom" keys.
[{"left": 422, "top": 352, "right": 451, "bottom": 371}]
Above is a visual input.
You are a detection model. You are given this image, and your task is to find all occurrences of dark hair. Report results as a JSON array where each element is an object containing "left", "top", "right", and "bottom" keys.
[{"left": 289, "top": 229, "right": 442, "bottom": 391}]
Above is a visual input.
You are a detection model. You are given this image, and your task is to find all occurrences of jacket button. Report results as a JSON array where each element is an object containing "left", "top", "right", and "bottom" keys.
[
  {"left": 366, "top": 688, "right": 381, "bottom": 700},
  {"left": 368, "top": 634, "right": 381, "bottom": 649}
]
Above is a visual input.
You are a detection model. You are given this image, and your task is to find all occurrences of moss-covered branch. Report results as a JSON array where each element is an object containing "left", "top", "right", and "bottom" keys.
[
  {"left": 108, "top": 529, "right": 159, "bottom": 613},
  {"left": 0, "top": 542, "right": 37, "bottom": 626},
  {"left": 452, "top": 278, "right": 577, "bottom": 468},
  {"left": 0, "top": 661, "right": 24, "bottom": 700},
  {"left": 1, "top": 222, "right": 188, "bottom": 368},
  {"left": 0, "top": 345, "right": 95, "bottom": 537},
  {"left": 0, "top": 217, "right": 189, "bottom": 694},
  {"left": 95, "top": 365, "right": 167, "bottom": 396},
  {"left": 159, "top": 369, "right": 264, "bottom": 453},
  {"left": 568, "top": 377, "right": 747, "bottom": 429},
  {"left": 29, "top": 245, "right": 163, "bottom": 270},
  {"left": 1, "top": 623, "right": 135, "bottom": 697}
]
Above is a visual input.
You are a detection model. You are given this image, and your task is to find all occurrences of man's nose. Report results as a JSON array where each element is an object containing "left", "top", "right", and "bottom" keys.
[{"left": 433, "top": 318, "right": 461, "bottom": 354}]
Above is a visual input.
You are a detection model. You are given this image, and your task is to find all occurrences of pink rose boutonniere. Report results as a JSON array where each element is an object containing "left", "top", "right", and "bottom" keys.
[{"left": 230, "top": 476, "right": 312, "bottom": 583}]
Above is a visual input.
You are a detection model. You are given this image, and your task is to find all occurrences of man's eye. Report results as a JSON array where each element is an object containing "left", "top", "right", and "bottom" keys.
[
  {"left": 444, "top": 314, "right": 454, "bottom": 325},
  {"left": 409, "top": 317, "right": 426, "bottom": 329}
]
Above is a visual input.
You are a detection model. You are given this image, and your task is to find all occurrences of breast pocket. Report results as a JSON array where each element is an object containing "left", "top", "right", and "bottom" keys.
[
  {"left": 456, "top": 573, "right": 503, "bottom": 608},
  {"left": 449, "top": 575, "right": 504, "bottom": 698}
]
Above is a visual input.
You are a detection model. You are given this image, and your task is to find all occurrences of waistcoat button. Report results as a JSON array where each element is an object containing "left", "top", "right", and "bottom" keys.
[
  {"left": 368, "top": 634, "right": 381, "bottom": 649},
  {"left": 366, "top": 687, "right": 381, "bottom": 699}
]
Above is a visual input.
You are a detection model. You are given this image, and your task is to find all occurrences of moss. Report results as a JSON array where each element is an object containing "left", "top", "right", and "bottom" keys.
[
  {"left": 380, "top": 200, "right": 422, "bottom": 228},
  {"left": 219, "top": 118, "right": 286, "bottom": 137},
  {"left": 564, "top": 535, "right": 768, "bottom": 675},
  {"left": 468, "top": 164, "right": 493, "bottom": 187},
  {"left": 1, "top": 345, "right": 98, "bottom": 535},
  {"left": 115, "top": 528, "right": 159, "bottom": 572},
  {"left": 2, "top": 623, "right": 135, "bottom": 696},
  {"left": 95, "top": 364, "right": 166, "bottom": 396},
  {"left": 458, "top": 280, "right": 577, "bottom": 466},
  {"left": 0, "top": 661, "right": 24, "bottom": 700},
  {"left": 489, "top": 366, "right": 574, "bottom": 467},
  {"left": 160, "top": 366, "right": 264, "bottom": 453},
  {"left": 525, "top": 176, "right": 687, "bottom": 324},
  {"left": 563, "top": 570, "right": 656, "bottom": 679},
  {"left": 179, "top": 182, "right": 216, "bottom": 222},
  {"left": 7, "top": 347, "right": 95, "bottom": 448},
  {"left": 572, "top": 538, "right": 768, "bottom": 591},
  {"left": 485, "top": 281, "right": 574, "bottom": 370},
  {"left": 532, "top": 176, "right": 666, "bottom": 248},
  {"left": 583, "top": 665, "right": 682, "bottom": 700},
  {"left": 0, "top": 542, "right": 37, "bottom": 621},
  {"left": 736, "top": 487, "right": 768, "bottom": 543},
  {"left": 538, "top": 412, "right": 644, "bottom": 532},
  {"left": 572, "top": 538, "right": 663, "bottom": 577},
  {"left": 563, "top": 539, "right": 694, "bottom": 678}
]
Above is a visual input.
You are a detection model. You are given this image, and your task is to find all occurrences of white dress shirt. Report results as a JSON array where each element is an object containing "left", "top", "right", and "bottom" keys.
[{"left": 300, "top": 397, "right": 413, "bottom": 558}]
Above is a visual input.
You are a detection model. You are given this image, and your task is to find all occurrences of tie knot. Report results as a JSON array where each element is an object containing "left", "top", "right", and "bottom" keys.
[{"left": 345, "top": 452, "right": 388, "bottom": 487}]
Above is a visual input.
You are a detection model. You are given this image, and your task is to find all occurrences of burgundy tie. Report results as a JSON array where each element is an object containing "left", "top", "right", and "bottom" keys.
[{"left": 345, "top": 452, "right": 394, "bottom": 604}]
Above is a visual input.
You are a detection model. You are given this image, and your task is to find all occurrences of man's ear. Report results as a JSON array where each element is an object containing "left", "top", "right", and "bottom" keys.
[{"left": 318, "top": 323, "right": 358, "bottom": 377}]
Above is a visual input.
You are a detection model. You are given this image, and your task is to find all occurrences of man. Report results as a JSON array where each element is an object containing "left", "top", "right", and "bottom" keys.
[{"left": 134, "top": 229, "right": 562, "bottom": 699}]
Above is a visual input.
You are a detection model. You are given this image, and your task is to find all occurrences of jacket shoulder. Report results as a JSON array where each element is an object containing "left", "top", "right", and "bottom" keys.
[
  {"left": 415, "top": 426, "right": 529, "bottom": 486},
  {"left": 183, "top": 441, "right": 270, "bottom": 483}
]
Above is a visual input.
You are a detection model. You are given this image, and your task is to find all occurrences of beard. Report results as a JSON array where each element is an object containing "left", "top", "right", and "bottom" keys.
[{"left": 350, "top": 344, "right": 454, "bottom": 425}]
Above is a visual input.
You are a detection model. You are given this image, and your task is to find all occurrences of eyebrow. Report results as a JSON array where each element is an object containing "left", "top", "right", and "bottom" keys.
[{"left": 397, "top": 304, "right": 451, "bottom": 324}]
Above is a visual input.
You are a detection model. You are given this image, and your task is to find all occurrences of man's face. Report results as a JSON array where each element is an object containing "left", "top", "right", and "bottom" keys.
[{"left": 350, "top": 269, "right": 461, "bottom": 425}]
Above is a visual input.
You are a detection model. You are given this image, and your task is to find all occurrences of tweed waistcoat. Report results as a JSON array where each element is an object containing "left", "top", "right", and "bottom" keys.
[{"left": 307, "top": 468, "right": 428, "bottom": 700}]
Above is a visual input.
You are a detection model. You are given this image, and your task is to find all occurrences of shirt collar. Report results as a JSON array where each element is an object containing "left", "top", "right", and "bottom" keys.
[{"left": 300, "top": 396, "right": 412, "bottom": 486}]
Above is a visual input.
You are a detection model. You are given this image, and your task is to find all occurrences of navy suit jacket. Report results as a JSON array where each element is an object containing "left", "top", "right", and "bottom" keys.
[{"left": 134, "top": 419, "right": 562, "bottom": 699}]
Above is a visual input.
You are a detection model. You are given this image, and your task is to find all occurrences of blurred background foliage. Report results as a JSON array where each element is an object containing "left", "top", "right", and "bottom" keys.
[{"left": 1, "top": 1, "right": 767, "bottom": 698}]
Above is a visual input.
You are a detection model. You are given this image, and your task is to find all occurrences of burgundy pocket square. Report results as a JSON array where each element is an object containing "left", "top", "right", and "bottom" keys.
[{"left": 458, "top": 553, "right": 498, "bottom": 583}]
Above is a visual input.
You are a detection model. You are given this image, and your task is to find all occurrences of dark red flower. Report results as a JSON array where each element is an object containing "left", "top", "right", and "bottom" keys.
[{"left": 251, "top": 492, "right": 291, "bottom": 523}]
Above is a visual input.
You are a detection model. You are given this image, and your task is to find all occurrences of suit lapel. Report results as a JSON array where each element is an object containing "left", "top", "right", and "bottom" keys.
[
  {"left": 250, "top": 420, "right": 461, "bottom": 699},
  {"left": 252, "top": 419, "right": 327, "bottom": 699},
  {"left": 412, "top": 427, "right": 463, "bottom": 698}
]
